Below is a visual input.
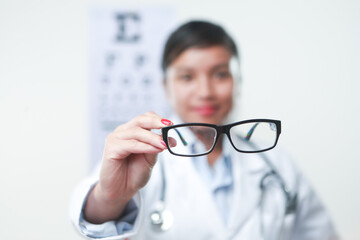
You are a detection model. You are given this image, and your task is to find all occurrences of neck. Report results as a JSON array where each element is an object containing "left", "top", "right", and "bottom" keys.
[{"left": 207, "top": 140, "right": 223, "bottom": 166}]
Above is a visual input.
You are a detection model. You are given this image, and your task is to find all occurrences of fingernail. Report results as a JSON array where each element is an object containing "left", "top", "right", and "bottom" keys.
[
  {"left": 160, "top": 139, "right": 167, "bottom": 148},
  {"left": 161, "top": 119, "right": 172, "bottom": 126}
]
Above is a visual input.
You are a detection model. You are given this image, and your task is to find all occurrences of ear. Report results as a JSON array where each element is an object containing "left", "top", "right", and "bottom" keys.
[
  {"left": 163, "top": 77, "right": 170, "bottom": 99},
  {"left": 163, "top": 77, "right": 167, "bottom": 87}
]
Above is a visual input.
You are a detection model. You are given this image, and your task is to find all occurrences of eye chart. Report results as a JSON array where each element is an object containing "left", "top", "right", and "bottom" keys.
[{"left": 89, "top": 6, "right": 176, "bottom": 168}]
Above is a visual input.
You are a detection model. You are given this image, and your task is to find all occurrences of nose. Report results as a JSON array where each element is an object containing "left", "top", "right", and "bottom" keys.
[{"left": 197, "top": 75, "right": 214, "bottom": 99}]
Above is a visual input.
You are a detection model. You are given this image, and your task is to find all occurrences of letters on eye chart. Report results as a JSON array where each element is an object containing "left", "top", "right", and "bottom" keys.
[{"left": 89, "top": 6, "right": 176, "bottom": 168}]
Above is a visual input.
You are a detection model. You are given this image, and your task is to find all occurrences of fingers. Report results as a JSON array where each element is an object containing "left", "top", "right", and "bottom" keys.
[
  {"left": 116, "top": 112, "right": 173, "bottom": 132},
  {"left": 167, "top": 137, "right": 177, "bottom": 148},
  {"left": 98, "top": 112, "right": 174, "bottom": 203},
  {"left": 104, "top": 112, "right": 174, "bottom": 161},
  {"left": 109, "top": 139, "right": 164, "bottom": 160},
  {"left": 115, "top": 127, "right": 167, "bottom": 150}
]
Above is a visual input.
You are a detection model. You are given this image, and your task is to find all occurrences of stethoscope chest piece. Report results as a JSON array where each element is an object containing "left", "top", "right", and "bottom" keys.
[{"left": 150, "top": 201, "right": 174, "bottom": 232}]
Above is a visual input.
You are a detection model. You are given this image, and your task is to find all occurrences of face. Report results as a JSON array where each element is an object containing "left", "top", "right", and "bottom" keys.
[{"left": 165, "top": 46, "right": 234, "bottom": 125}]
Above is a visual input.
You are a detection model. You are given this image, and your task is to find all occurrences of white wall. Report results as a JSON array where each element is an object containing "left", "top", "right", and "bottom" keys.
[{"left": 0, "top": 0, "right": 359, "bottom": 239}]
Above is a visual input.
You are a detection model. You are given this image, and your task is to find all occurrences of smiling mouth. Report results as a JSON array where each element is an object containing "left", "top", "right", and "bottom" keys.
[{"left": 193, "top": 106, "right": 217, "bottom": 116}]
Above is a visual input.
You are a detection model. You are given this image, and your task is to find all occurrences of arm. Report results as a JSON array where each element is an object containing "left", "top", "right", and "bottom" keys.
[
  {"left": 84, "top": 112, "right": 171, "bottom": 223},
  {"left": 70, "top": 112, "right": 173, "bottom": 238},
  {"left": 70, "top": 177, "right": 140, "bottom": 238}
]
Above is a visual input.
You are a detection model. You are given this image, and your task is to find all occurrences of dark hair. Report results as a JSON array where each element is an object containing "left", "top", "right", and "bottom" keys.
[{"left": 161, "top": 20, "right": 239, "bottom": 73}]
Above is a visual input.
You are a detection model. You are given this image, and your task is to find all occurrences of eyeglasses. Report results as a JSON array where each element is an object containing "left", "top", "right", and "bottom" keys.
[{"left": 161, "top": 119, "right": 281, "bottom": 157}]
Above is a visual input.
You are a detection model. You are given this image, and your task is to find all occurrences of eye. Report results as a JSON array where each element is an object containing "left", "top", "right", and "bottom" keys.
[
  {"left": 214, "top": 71, "right": 231, "bottom": 79},
  {"left": 178, "top": 74, "right": 193, "bottom": 81}
]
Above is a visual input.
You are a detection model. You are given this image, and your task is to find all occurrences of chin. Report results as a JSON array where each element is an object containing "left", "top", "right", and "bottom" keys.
[{"left": 186, "top": 114, "right": 225, "bottom": 125}]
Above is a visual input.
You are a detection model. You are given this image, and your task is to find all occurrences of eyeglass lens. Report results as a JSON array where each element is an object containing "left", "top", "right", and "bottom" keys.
[
  {"left": 229, "top": 122, "right": 278, "bottom": 152},
  {"left": 167, "top": 126, "right": 217, "bottom": 155}
]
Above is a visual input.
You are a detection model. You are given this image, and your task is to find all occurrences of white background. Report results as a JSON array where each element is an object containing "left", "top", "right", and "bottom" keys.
[{"left": 0, "top": 0, "right": 359, "bottom": 239}]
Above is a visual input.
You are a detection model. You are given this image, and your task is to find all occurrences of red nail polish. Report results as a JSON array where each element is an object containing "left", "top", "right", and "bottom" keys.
[
  {"left": 160, "top": 140, "right": 167, "bottom": 148},
  {"left": 161, "top": 119, "right": 172, "bottom": 126}
]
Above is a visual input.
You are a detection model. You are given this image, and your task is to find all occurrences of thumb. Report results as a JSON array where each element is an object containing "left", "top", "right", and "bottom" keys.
[{"left": 144, "top": 152, "right": 160, "bottom": 169}]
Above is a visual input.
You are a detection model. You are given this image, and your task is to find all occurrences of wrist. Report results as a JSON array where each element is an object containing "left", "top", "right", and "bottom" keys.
[
  {"left": 94, "top": 183, "right": 135, "bottom": 207},
  {"left": 84, "top": 183, "right": 135, "bottom": 224}
]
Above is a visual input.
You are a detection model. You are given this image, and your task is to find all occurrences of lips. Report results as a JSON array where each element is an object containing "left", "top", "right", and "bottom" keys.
[{"left": 193, "top": 105, "right": 217, "bottom": 116}]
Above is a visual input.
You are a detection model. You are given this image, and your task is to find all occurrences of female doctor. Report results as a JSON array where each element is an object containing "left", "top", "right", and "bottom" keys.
[{"left": 70, "top": 20, "right": 339, "bottom": 240}]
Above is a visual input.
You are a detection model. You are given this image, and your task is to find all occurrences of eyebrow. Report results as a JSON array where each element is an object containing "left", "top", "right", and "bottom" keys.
[
  {"left": 212, "top": 63, "right": 230, "bottom": 70},
  {"left": 175, "top": 63, "right": 230, "bottom": 72}
]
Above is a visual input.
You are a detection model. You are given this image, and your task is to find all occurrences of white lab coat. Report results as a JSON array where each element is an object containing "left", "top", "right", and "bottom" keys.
[{"left": 70, "top": 145, "right": 338, "bottom": 240}]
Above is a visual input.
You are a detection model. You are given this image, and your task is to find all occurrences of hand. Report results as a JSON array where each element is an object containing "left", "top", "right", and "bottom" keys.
[{"left": 84, "top": 112, "right": 173, "bottom": 223}]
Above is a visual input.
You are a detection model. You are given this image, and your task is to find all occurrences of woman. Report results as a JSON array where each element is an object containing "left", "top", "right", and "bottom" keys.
[{"left": 70, "top": 21, "right": 338, "bottom": 239}]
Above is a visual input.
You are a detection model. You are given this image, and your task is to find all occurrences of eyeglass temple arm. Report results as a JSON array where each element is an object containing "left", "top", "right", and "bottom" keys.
[
  {"left": 174, "top": 128, "right": 188, "bottom": 146},
  {"left": 245, "top": 122, "right": 260, "bottom": 141}
]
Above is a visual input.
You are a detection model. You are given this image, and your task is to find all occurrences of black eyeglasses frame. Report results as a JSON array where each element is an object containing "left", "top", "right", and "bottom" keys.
[{"left": 161, "top": 119, "right": 281, "bottom": 157}]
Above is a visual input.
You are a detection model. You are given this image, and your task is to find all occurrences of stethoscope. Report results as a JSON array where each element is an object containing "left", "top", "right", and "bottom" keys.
[
  {"left": 257, "top": 151, "right": 298, "bottom": 240},
  {"left": 149, "top": 154, "right": 174, "bottom": 232},
  {"left": 149, "top": 151, "right": 298, "bottom": 238}
]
